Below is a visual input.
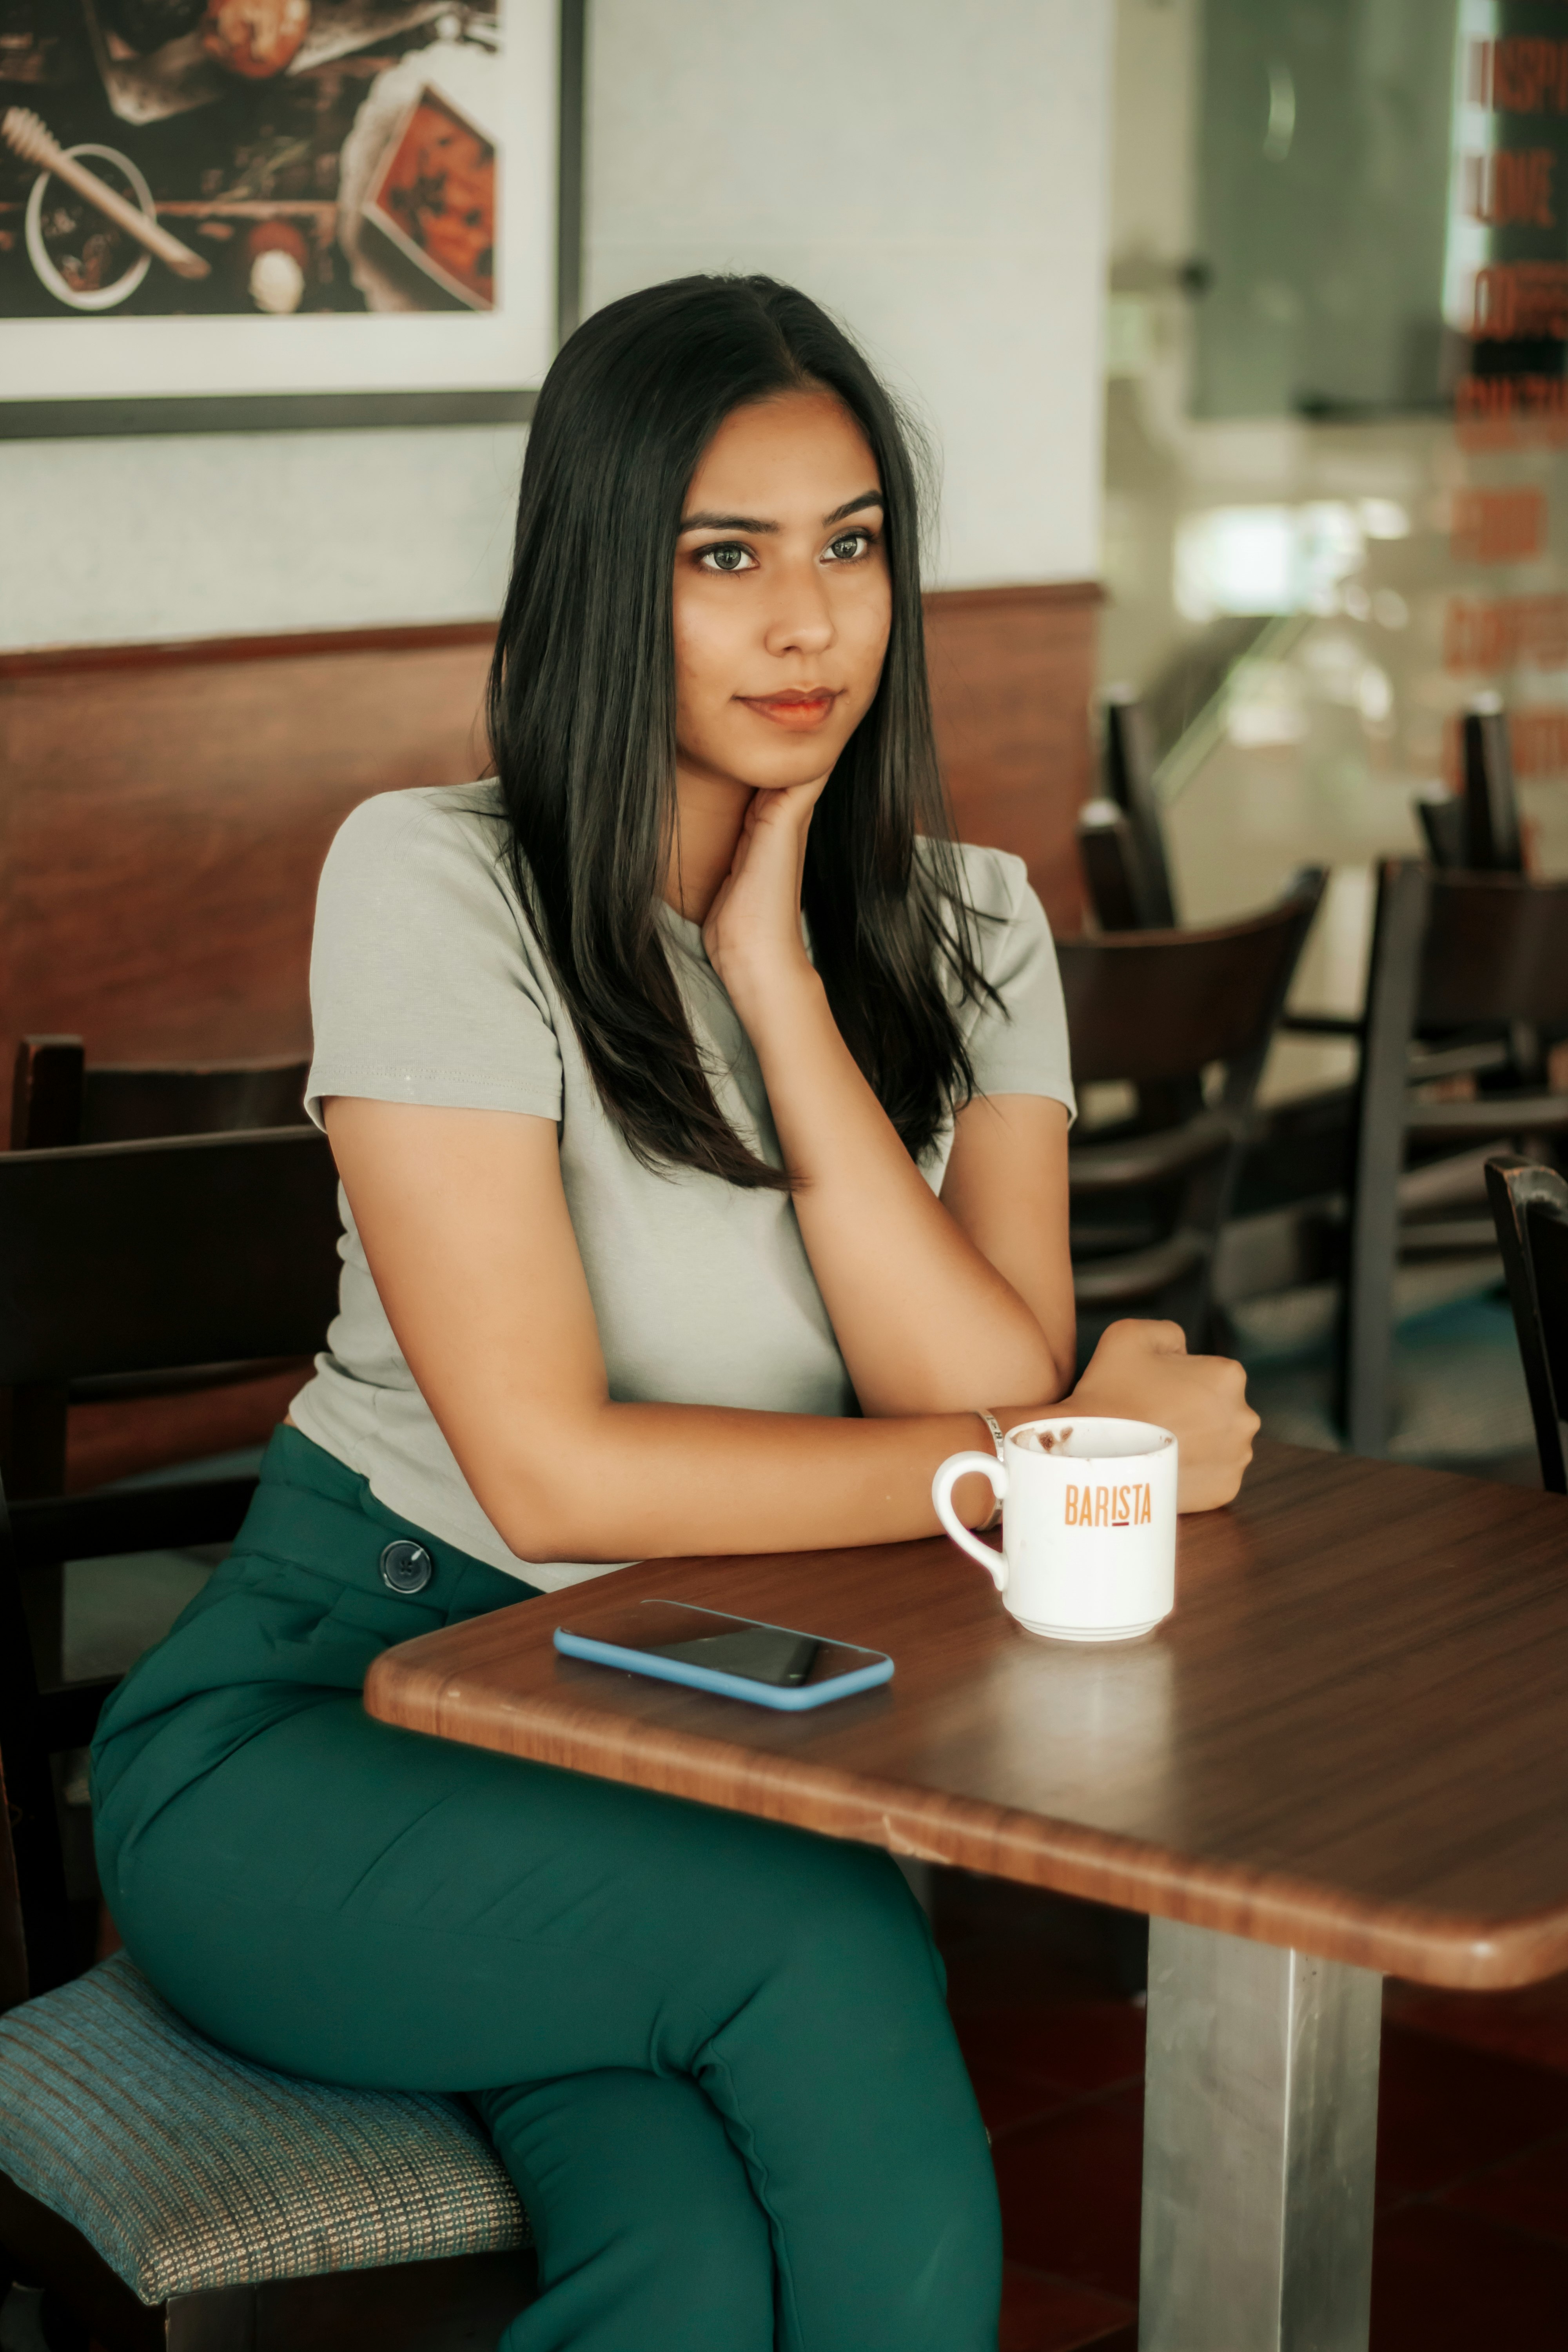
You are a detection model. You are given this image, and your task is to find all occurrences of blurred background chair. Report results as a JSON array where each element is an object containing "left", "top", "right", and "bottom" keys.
[
  {"left": 1076, "top": 688, "right": 1178, "bottom": 935},
  {"left": 1415, "top": 699, "right": 1524, "bottom": 878},
  {"left": 0, "top": 1127, "right": 537, "bottom": 2350},
  {"left": 1059, "top": 868, "right": 1324, "bottom": 1361},
  {"left": 1341, "top": 865, "right": 1568, "bottom": 1458},
  {"left": 1075, "top": 695, "right": 1568, "bottom": 1476},
  {"left": 1485, "top": 1157, "right": 1568, "bottom": 1498}
]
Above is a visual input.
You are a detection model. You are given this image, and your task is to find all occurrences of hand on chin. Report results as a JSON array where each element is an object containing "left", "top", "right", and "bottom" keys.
[{"left": 701, "top": 769, "right": 829, "bottom": 1018}]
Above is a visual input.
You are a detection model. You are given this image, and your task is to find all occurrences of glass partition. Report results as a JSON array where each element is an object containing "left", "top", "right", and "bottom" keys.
[{"left": 1104, "top": 0, "right": 1559, "bottom": 1464}]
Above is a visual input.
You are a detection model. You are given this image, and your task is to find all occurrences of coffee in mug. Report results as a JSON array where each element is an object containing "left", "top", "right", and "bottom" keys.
[{"left": 931, "top": 1417, "right": 1177, "bottom": 1642}]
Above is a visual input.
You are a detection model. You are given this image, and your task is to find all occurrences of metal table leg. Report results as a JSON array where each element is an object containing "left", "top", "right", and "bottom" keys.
[{"left": 1138, "top": 1917, "right": 1383, "bottom": 2352}]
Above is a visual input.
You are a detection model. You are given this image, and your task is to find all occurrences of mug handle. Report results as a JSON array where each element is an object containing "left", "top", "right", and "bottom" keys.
[{"left": 931, "top": 1452, "right": 1008, "bottom": 1592}]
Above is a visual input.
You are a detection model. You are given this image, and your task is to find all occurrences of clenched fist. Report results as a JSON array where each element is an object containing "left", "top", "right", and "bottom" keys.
[{"left": 1058, "top": 1318, "right": 1258, "bottom": 1512}]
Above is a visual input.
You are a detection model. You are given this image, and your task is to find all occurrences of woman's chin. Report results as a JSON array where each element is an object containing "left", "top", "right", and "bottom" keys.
[{"left": 720, "top": 740, "right": 849, "bottom": 795}]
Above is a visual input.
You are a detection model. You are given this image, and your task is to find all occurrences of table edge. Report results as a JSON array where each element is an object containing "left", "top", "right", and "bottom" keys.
[{"left": 364, "top": 1648, "right": 1568, "bottom": 1992}]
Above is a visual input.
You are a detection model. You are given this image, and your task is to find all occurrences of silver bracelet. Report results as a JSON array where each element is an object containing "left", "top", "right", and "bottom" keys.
[{"left": 975, "top": 1409, "right": 1005, "bottom": 1532}]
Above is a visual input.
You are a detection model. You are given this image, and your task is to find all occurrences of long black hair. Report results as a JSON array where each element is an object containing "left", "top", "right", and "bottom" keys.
[{"left": 486, "top": 272, "right": 996, "bottom": 1190}]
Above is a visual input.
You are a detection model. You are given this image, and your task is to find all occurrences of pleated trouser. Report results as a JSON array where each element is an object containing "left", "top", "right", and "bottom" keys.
[{"left": 92, "top": 1426, "right": 1002, "bottom": 2351}]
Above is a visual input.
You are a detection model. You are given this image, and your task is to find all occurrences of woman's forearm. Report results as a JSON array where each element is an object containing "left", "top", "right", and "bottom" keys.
[
  {"left": 740, "top": 968, "right": 1069, "bottom": 1412},
  {"left": 466, "top": 1310, "right": 1260, "bottom": 1561},
  {"left": 467, "top": 1394, "right": 1018, "bottom": 1564}
]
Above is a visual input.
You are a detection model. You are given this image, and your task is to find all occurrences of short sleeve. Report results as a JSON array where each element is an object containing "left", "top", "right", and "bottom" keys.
[
  {"left": 949, "top": 844, "right": 1077, "bottom": 1121},
  {"left": 305, "top": 789, "right": 564, "bottom": 1127}
]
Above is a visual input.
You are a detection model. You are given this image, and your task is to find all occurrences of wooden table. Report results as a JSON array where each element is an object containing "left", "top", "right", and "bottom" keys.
[{"left": 365, "top": 1438, "right": 1568, "bottom": 2352}]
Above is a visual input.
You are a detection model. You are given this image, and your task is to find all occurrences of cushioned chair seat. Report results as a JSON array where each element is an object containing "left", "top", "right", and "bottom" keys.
[{"left": 0, "top": 1952, "right": 530, "bottom": 2305}]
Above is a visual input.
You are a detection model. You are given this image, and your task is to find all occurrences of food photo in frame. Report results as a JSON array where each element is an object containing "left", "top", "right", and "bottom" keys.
[{"left": 0, "top": 0, "right": 573, "bottom": 432}]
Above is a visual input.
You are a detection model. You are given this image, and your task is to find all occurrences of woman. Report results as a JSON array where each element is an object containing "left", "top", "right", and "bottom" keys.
[{"left": 93, "top": 275, "right": 1255, "bottom": 2352}]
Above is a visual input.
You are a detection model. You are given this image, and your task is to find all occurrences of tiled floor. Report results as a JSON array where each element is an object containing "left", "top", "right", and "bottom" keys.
[{"left": 935, "top": 1873, "right": 1568, "bottom": 2352}]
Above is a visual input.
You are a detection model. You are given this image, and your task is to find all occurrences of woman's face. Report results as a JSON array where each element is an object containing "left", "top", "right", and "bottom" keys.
[{"left": 671, "top": 388, "right": 893, "bottom": 797}]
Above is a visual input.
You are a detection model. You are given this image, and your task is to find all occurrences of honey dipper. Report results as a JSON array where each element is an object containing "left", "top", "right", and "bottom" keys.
[{"left": 2, "top": 107, "right": 210, "bottom": 282}]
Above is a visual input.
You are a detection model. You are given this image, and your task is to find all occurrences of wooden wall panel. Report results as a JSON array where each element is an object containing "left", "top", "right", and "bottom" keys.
[
  {"left": 0, "top": 586, "right": 1098, "bottom": 1107},
  {"left": 0, "top": 624, "right": 495, "bottom": 1082},
  {"left": 924, "top": 582, "right": 1100, "bottom": 934}
]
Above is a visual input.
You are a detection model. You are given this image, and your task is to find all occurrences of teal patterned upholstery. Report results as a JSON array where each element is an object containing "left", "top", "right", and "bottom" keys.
[{"left": 0, "top": 1952, "right": 530, "bottom": 2305}]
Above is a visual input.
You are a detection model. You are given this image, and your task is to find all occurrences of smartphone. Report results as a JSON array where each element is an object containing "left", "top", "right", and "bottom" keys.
[{"left": 553, "top": 1599, "right": 894, "bottom": 1711}]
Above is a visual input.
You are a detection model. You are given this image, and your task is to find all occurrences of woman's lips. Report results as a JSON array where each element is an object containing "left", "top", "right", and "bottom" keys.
[{"left": 737, "top": 690, "right": 840, "bottom": 728}]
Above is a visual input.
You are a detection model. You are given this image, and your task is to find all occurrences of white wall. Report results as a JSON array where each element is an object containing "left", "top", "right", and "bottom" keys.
[
  {"left": 586, "top": 0, "right": 1111, "bottom": 592},
  {"left": 0, "top": 425, "right": 527, "bottom": 650},
  {"left": 0, "top": 0, "right": 1112, "bottom": 652}
]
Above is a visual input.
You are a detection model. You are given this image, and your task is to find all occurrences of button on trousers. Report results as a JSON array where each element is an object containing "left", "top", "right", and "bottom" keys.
[{"left": 92, "top": 1428, "right": 1002, "bottom": 2352}]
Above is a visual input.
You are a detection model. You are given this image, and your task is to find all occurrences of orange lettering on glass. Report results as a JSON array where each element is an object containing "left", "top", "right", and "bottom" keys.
[
  {"left": 1469, "top": 38, "right": 1568, "bottom": 114},
  {"left": 1464, "top": 150, "right": 1556, "bottom": 229},
  {"left": 1452, "top": 488, "right": 1548, "bottom": 564}
]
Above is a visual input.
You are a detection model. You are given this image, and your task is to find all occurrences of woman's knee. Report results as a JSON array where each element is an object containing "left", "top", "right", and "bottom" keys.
[{"left": 739, "top": 1827, "right": 942, "bottom": 2007}]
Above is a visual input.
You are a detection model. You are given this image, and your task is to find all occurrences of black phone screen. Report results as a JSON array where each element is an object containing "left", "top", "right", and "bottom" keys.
[{"left": 556, "top": 1601, "right": 882, "bottom": 1689}]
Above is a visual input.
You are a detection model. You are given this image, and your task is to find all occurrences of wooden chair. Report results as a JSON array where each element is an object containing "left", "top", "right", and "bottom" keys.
[
  {"left": 5, "top": 1038, "right": 314, "bottom": 1495},
  {"left": 1076, "top": 800, "right": 1171, "bottom": 935},
  {"left": 1415, "top": 700, "right": 1524, "bottom": 876},
  {"left": 10, "top": 1038, "right": 312, "bottom": 1156},
  {"left": 1079, "top": 691, "right": 1178, "bottom": 935},
  {"left": 1485, "top": 1156, "right": 1568, "bottom": 1494},
  {"left": 1341, "top": 864, "right": 1568, "bottom": 1456},
  {"left": 4, "top": 1041, "right": 316, "bottom": 1683},
  {"left": 0, "top": 1130, "right": 536, "bottom": 2348},
  {"left": 1058, "top": 870, "right": 1325, "bottom": 1355}
]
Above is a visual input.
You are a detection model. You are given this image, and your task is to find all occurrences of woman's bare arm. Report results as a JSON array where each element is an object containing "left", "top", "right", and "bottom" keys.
[
  {"left": 735, "top": 966, "right": 1074, "bottom": 1413},
  {"left": 322, "top": 1097, "right": 1024, "bottom": 1561},
  {"left": 323, "top": 1098, "right": 1255, "bottom": 1565},
  {"left": 702, "top": 782, "right": 1074, "bottom": 1412}
]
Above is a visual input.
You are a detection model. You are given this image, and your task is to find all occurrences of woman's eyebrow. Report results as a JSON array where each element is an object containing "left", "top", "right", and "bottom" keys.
[
  {"left": 823, "top": 490, "right": 884, "bottom": 524},
  {"left": 678, "top": 511, "right": 777, "bottom": 534},
  {"left": 676, "top": 490, "right": 885, "bottom": 536}
]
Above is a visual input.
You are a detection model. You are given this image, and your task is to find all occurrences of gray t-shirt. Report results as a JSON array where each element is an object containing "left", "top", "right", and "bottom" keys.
[{"left": 292, "top": 782, "right": 1075, "bottom": 1588}]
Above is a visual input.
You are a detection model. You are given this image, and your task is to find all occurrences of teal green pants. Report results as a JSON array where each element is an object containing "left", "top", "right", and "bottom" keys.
[{"left": 91, "top": 1428, "right": 1002, "bottom": 2351}]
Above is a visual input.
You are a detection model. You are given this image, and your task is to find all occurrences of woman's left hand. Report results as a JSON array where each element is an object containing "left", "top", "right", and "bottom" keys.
[{"left": 702, "top": 775, "right": 828, "bottom": 1020}]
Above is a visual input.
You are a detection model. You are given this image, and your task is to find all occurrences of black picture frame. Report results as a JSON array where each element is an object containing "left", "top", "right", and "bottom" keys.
[{"left": 0, "top": 0, "right": 584, "bottom": 440}]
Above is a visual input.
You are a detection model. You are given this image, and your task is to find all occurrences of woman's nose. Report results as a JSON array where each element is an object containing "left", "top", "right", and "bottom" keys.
[{"left": 761, "top": 567, "right": 836, "bottom": 658}]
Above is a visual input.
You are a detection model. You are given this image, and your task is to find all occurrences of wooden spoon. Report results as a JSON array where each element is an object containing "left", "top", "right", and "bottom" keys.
[{"left": 2, "top": 108, "right": 210, "bottom": 282}]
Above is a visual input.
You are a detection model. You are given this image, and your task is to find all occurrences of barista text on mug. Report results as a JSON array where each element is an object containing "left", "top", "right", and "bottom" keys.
[{"left": 1063, "top": 1483, "right": 1154, "bottom": 1530}]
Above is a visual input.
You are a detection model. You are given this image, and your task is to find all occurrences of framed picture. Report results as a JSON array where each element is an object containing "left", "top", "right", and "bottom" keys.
[{"left": 0, "top": 0, "right": 583, "bottom": 436}]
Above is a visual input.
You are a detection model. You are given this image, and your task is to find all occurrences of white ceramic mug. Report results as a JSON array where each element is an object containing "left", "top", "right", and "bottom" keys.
[{"left": 931, "top": 1417, "right": 1178, "bottom": 1641}]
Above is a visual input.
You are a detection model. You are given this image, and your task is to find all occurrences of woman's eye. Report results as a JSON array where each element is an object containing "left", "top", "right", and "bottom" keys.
[
  {"left": 825, "top": 531, "right": 873, "bottom": 563},
  {"left": 697, "top": 543, "right": 757, "bottom": 573}
]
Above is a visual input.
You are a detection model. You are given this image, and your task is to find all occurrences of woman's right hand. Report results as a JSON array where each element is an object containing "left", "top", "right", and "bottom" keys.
[
  {"left": 1034, "top": 1318, "right": 1258, "bottom": 1512},
  {"left": 701, "top": 773, "right": 829, "bottom": 1026}
]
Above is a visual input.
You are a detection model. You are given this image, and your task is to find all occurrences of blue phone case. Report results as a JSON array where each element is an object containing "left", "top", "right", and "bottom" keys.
[{"left": 552, "top": 1612, "right": 894, "bottom": 1711}]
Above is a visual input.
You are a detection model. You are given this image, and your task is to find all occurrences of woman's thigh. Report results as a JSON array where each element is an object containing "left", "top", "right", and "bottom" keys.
[
  {"left": 106, "top": 1695, "right": 1002, "bottom": 2350},
  {"left": 108, "top": 1694, "right": 930, "bottom": 2086}
]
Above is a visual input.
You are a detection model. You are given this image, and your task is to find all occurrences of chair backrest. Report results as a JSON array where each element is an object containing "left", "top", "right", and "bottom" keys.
[
  {"left": 0, "top": 1130, "right": 341, "bottom": 1389},
  {"left": 1485, "top": 1156, "right": 1568, "bottom": 1495},
  {"left": 1058, "top": 871, "right": 1325, "bottom": 1093},
  {"left": 11, "top": 1036, "right": 312, "bottom": 1151},
  {"left": 1060, "top": 874, "right": 1325, "bottom": 1350},
  {"left": 1410, "top": 703, "right": 1524, "bottom": 877},
  {"left": 1077, "top": 802, "right": 1170, "bottom": 934},
  {"left": 1462, "top": 702, "right": 1524, "bottom": 875},
  {"left": 1101, "top": 691, "right": 1178, "bottom": 928},
  {"left": 1342, "top": 862, "right": 1568, "bottom": 1455},
  {"left": 0, "top": 1128, "right": 342, "bottom": 1998},
  {"left": 1415, "top": 795, "right": 1468, "bottom": 872},
  {"left": 1413, "top": 870, "right": 1568, "bottom": 1034},
  {"left": 4, "top": 1041, "right": 316, "bottom": 1500}
]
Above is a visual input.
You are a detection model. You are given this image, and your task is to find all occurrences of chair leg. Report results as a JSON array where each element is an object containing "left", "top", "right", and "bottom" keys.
[
  {"left": 164, "top": 2288, "right": 255, "bottom": 2352},
  {"left": 0, "top": 2180, "right": 160, "bottom": 2352}
]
